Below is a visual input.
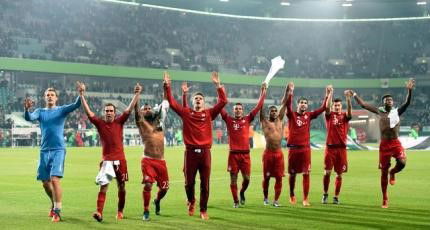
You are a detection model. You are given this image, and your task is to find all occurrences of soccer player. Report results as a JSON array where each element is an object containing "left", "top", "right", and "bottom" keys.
[
  {"left": 163, "top": 71, "right": 227, "bottom": 220},
  {"left": 220, "top": 83, "right": 267, "bottom": 208},
  {"left": 322, "top": 87, "right": 352, "bottom": 205},
  {"left": 78, "top": 81, "right": 142, "bottom": 221},
  {"left": 135, "top": 97, "right": 170, "bottom": 221},
  {"left": 286, "top": 82, "right": 329, "bottom": 206},
  {"left": 259, "top": 84, "right": 287, "bottom": 207},
  {"left": 24, "top": 85, "right": 82, "bottom": 222},
  {"left": 351, "top": 78, "right": 415, "bottom": 208}
]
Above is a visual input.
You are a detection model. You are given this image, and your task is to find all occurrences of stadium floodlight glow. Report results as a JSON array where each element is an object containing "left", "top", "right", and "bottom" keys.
[
  {"left": 342, "top": 3, "right": 352, "bottom": 7},
  {"left": 280, "top": 2, "right": 291, "bottom": 6},
  {"left": 219, "top": 0, "right": 229, "bottom": 2},
  {"left": 417, "top": 1, "right": 427, "bottom": 5}
]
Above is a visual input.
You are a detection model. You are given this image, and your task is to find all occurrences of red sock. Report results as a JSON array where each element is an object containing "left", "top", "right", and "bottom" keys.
[
  {"left": 303, "top": 174, "right": 310, "bottom": 200},
  {"left": 335, "top": 176, "right": 342, "bottom": 197},
  {"left": 118, "top": 190, "right": 126, "bottom": 212},
  {"left": 262, "top": 178, "right": 269, "bottom": 199},
  {"left": 156, "top": 189, "right": 167, "bottom": 201},
  {"left": 381, "top": 172, "right": 388, "bottom": 201},
  {"left": 274, "top": 177, "right": 282, "bottom": 201},
  {"left": 289, "top": 175, "right": 296, "bottom": 197},
  {"left": 323, "top": 174, "right": 330, "bottom": 194},
  {"left": 230, "top": 184, "right": 239, "bottom": 203},
  {"left": 143, "top": 189, "right": 151, "bottom": 212},
  {"left": 97, "top": 192, "right": 106, "bottom": 214},
  {"left": 240, "top": 179, "right": 250, "bottom": 194}
]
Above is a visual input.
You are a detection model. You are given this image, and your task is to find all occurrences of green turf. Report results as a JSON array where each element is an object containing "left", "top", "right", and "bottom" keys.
[{"left": 0, "top": 146, "right": 429, "bottom": 229}]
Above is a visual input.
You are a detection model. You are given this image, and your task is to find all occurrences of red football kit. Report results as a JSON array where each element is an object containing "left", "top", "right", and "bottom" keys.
[
  {"left": 165, "top": 84, "right": 227, "bottom": 212},
  {"left": 325, "top": 112, "right": 351, "bottom": 174}
]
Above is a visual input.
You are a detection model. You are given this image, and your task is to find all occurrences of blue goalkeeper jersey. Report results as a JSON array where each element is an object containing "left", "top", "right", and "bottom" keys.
[{"left": 25, "top": 96, "right": 81, "bottom": 151}]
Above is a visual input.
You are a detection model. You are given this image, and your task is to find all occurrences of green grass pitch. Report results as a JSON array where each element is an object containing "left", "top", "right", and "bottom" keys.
[{"left": 1, "top": 146, "right": 429, "bottom": 229}]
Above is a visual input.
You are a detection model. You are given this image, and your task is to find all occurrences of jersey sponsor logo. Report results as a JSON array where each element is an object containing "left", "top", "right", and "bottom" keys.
[{"left": 233, "top": 123, "right": 241, "bottom": 130}]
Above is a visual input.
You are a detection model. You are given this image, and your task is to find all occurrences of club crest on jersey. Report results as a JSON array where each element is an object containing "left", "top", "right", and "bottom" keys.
[{"left": 304, "top": 115, "right": 308, "bottom": 119}]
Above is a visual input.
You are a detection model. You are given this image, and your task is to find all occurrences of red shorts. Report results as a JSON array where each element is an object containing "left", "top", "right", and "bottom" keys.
[
  {"left": 379, "top": 139, "right": 406, "bottom": 170},
  {"left": 99, "top": 160, "right": 128, "bottom": 183},
  {"left": 324, "top": 147, "right": 348, "bottom": 174},
  {"left": 262, "top": 149, "right": 285, "bottom": 178},
  {"left": 227, "top": 151, "right": 251, "bottom": 175},
  {"left": 141, "top": 157, "right": 169, "bottom": 189},
  {"left": 288, "top": 147, "right": 311, "bottom": 174}
]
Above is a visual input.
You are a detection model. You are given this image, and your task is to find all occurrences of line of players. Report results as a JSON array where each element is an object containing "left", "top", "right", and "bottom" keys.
[{"left": 23, "top": 72, "right": 415, "bottom": 222}]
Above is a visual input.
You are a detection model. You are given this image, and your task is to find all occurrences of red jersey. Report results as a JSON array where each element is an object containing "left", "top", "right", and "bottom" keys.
[
  {"left": 325, "top": 112, "right": 350, "bottom": 146},
  {"left": 165, "top": 85, "right": 227, "bottom": 148},
  {"left": 220, "top": 92, "right": 265, "bottom": 152},
  {"left": 286, "top": 94, "right": 327, "bottom": 146},
  {"left": 89, "top": 112, "right": 129, "bottom": 160}
]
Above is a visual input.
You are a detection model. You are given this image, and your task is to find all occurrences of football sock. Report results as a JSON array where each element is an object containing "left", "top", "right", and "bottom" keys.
[
  {"left": 230, "top": 184, "right": 239, "bottom": 203},
  {"left": 262, "top": 178, "right": 269, "bottom": 199},
  {"left": 143, "top": 187, "right": 151, "bottom": 212},
  {"left": 323, "top": 174, "right": 330, "bottom": 194},
  {"left": 156, "top": 189, "right": 167, "bottom": 201},
  {"left": 118, "top": 190, "right": 126, "bottom": 212},
  {"left": 381, "top": 171, "right": 388, "bottom": 201},
  {"left": 274, "top": 177, "right": 282, "bottom": 201},
  {"left": 54, "top": 202, "right": 62, "bottom": 210},
  {"left": 240, "top": 178, "right": 250, "bottom": 194},
  {"left": 335, "top": 176, "right": 342, "bottom": 197},
  {"left": 97, "top": 192, "right": 106, "bottom": 214},
  {"left": 303, "top": 174, "right": 310, "bottom": 200},
  {"left": 289, "top": 175, "right": 296, "bottom": 197}
]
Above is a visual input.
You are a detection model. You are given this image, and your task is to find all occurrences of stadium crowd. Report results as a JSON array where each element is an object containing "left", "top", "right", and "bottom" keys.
[{"left": 0, "top": 0, "right": 429, "bottom": 79}]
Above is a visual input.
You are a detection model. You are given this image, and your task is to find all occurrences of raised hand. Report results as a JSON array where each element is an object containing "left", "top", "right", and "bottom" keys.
[
  {"left": 163, "top": 71, "right": 171, "bottom": 86},
  {"left": 76, "top": 81, "right": 86, "bottom": 95},
  {"left": 182, "top": 81, "right": 190, "bottom": 93},
  {"left": 344, "top": 89, "right": 354, "bottom": 97},
  {"left": 287, "top": 82, "right": 294, "bottom": 93},
  {"left": 24, "top": 98, "right": 34, "bottom": 110},
  {"left": 211, "top": 71, "right": 221, "bottom": 87},
  {"left": 326, "top": 84, "right": 333, "bottom": 96},
  {"left": 406, "top": 78, "right": 415, "bottom": 90},
  {"left": 134, "top": 83, "right": 143, "bottom": 94},
  {"left": 261, "top": 82, "right": 268, "bottom": 90}
]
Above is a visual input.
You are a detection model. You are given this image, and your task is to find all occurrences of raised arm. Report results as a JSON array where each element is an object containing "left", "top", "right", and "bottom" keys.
[
  {"left": 310, "top": 86, "right": 329, "bottom": 119},
  {"left": 182, "top": 81, "right": 189, "bottom": 108},
  {"left": 134, "top": 96, "right": 141, "bottom": 124},
  {"left": 249, "top": 82, "right": 267, "bottom": 119},
  {"left": 398, "top": 79, "right": 415, "bottom": 116},
  {"left": 163, "top": 71, "right": 185, "bottom": 115},
  {"left": 209, "top": 72, "right": 228, "bottom": 119},
  {"left": 124, "top": 83, "right": 142, "bottom": 114},
  {"left": 344, "top": 90, "right": 353, "bottom": 119},
  {"left": 77, "top": 81, "right": 95, "bottom": 118},
  {"left": 278, "top": 83, "right": 288, "bottom": 121},
  {"left": 325, "top": 85, "right": 333, "bottom": 114},
  {"left": 285, "top": 82, "right": 294, "bottom": 118},
  {"left": 23, "top": 98, "right": 39, "bottom": 121},
  {"left": 259, "top": 105, "right": 266, "bottom": 123},
  {"left": 352, "top": 90, "right": 379, "bottom": 114}
]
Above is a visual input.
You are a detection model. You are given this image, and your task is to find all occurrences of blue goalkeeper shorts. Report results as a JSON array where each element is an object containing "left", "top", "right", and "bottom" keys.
[{"left": 37, "top": 149, "right": 66, "bottom": 181}]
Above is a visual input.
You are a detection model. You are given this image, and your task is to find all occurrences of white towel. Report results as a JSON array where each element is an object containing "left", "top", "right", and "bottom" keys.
[
  {"left": 153, "top": 100, "right": 169, "bottom": 129},
  {"left": 95, "top": 160, "right": 119, "bottom": 186},
  {"left": 388, "top": 108, "right": 400, "bottom": 128},
  {"left": 379, "top": 107, "right": 399, "bottom": 128}
]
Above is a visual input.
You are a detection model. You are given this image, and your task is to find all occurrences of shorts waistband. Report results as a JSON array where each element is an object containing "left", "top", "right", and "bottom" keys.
[
  {"left": 229, "top": 150, "right": 250, "bottom": 154},
  {"left": 287, "top": 144, "right": 309, "bottom": 150}
]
